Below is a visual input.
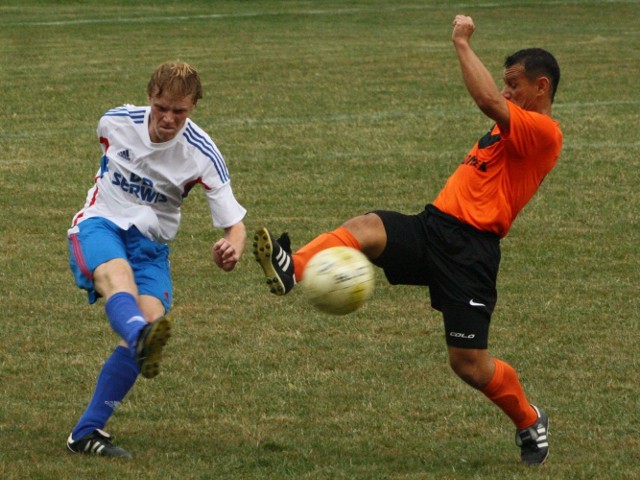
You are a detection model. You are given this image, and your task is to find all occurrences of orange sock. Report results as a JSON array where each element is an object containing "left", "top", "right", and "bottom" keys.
[
  {"left": 293, "top": 227, "right": 361, "bottom": 281},
  {"left": 481, "top": 358, "right": 538, "bottom": 429}
]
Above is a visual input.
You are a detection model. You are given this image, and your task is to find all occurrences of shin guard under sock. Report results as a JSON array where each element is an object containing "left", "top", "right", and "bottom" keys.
[
  {"left": 105, "top": 292, "right": 147, "bottom": 352},
  {"left": 481, "top": 358, "right": 538, "bottom": 429},
  {"left": 293, "top": 227, "right": 361, "bottom": 281},
  {"left": 71, "top": 346, "right": 140, "bottom": 440}
]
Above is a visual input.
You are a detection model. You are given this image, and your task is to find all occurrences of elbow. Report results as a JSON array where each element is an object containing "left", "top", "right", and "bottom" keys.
[
  {"left": 475, "top": 94, "right": 501, "bottom": 114},
  {"left": 475, "top": 95, "right": 508, "bottom": 123}
]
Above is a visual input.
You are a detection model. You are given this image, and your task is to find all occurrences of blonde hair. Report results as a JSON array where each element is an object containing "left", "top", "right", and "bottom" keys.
[{"left": 147, "top": 61, "right": 203, "bottom": 103}]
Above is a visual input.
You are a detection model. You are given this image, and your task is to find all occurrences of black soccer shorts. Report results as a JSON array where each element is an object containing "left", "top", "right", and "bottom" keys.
[{"left": 370, "top": 204, "right": 501, "bottom": 349}]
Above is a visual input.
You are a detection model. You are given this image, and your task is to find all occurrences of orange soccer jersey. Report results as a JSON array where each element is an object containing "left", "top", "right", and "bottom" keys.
[{"left": 433, "top": 101, "right": 563, "bottom": 237}]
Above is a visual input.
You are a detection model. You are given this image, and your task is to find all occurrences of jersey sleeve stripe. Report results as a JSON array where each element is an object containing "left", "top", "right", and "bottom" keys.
[
  {"left": 104, "top": 106, "right": 145, "bottom": 124},
  {"left": 183, "top": 124, "right": 230, "bottom": 182}
]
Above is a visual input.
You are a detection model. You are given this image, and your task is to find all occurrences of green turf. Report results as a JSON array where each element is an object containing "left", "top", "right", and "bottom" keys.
[{"left": 1, "top": 1, "right": 638, "bottom": 478}]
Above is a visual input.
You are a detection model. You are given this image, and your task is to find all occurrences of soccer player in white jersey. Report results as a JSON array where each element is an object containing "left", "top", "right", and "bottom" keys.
[{"left": 66, "top": 62, "right": 247, "bottom": 458}]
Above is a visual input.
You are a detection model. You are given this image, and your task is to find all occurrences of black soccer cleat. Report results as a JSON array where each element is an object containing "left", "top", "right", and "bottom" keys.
[
  {"left": 253, "top": 227, "right": 295, "bottom": 295},
  {"left": 515, "top": 405, "right": 549, "bottom": 465},
  {"left": 67, "top": 429, "right": 132, "bottom": 458},
  {"left": 136, "top": 316, "right": 172, "bottom": 379}
]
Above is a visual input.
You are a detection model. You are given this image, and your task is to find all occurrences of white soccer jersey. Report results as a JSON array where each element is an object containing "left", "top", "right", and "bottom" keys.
[{"left": 70, "top": 105, "right": 246, "bottom": 244}]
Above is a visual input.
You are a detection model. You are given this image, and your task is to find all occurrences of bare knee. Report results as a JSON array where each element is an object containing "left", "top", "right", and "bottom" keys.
[
  {"left": 448, "top": 347, "right": 495, "bottom": 390},
  {"left": 449, "top": 357, "right": 485, "bottom": 389},
  {"left": 138, "top": 294, "right": 166, "bottom": 323},
  {"left": 93, "top": 258, "right": 138, "bottom": 299},
  {"left": 342, "top": 213, "right": 387, "bottom": 260}
]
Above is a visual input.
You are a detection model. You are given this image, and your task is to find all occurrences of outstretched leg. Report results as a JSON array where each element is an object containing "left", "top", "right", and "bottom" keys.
[{"left": 253, "top": 213, "right": 387, "bottom": 294}]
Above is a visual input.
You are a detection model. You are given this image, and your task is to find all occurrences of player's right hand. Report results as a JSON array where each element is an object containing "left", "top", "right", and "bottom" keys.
[{"left": 452, "top": 15, "right": 475, "bottom": 44}]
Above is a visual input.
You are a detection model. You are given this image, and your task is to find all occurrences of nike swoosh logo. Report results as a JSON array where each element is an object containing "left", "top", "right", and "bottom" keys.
[{"left": 469, "top": 299, "right": 486, "bottom": 307}]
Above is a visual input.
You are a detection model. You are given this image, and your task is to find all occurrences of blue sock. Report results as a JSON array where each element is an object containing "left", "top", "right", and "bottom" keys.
[
  {"left": 105, "top": 292, "right": 147, "bottom": 352},
  {"left": 71, "top": 346, "right": 140, "bottom": 440}
]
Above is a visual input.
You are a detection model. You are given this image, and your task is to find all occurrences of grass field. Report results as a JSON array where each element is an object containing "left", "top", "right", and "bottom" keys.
[{"left": 1, "top": 0, "right": 639, "bottom": 478}]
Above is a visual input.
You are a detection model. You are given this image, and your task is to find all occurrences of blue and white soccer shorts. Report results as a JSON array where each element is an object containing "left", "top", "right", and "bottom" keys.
[{"left": 68, "top": 217, "right": 172, "bottom": 312}]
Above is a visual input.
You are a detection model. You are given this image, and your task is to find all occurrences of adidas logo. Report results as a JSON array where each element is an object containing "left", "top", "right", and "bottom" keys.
[
  {"left": 275, "top": 247, "right": 291, "bottom": 272},
  {"left": 104, "top": 400, "right": 122, "bottom": 410},
  {"left": 117, "top": 149, "right": 131, "bottom": 161}
]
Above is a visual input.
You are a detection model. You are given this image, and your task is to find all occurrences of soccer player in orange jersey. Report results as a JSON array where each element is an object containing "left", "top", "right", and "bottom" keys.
[{"left": 254, "top": 15, "right": 561, "bottom": 465}]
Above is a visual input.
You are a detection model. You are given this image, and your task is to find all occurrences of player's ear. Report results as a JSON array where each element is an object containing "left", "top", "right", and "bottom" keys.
[{"left": 536, "top": 76, "right": 551, "bottom": 99}]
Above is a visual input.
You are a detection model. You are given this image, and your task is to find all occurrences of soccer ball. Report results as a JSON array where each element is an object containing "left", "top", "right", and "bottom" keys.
[{"left": 302, "top": 247, "right": 375, "bottom": 315}]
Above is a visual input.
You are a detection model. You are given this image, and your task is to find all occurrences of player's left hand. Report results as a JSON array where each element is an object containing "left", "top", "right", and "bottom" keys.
[{"left": 212, "top": 238, "right": 240, "bottom": 272}]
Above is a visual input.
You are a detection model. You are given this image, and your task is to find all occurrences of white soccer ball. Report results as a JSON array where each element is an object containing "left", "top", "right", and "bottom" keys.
[{"left": 302, "top": 247, "right": 375, "bottom": 315}]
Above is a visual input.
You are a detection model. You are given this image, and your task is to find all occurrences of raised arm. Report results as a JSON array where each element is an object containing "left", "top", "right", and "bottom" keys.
[{"left": 451, "top": 15, "right": 510, "bottom": 133}]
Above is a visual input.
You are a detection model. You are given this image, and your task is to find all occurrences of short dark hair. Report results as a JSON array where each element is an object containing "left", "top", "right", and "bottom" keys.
[{"left": 505, "top": 48, "right": 560, "bottom": 102}]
